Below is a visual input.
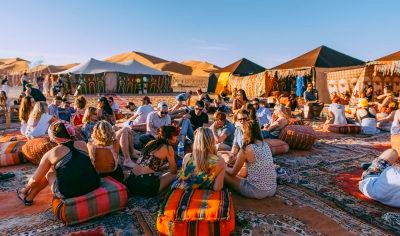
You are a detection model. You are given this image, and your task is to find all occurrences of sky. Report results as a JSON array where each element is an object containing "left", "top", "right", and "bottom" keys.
[{"left": 0, "top": 0, "right": 399, "bottom": 68}]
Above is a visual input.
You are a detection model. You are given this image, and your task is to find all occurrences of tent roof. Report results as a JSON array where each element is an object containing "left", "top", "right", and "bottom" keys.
[
  {"left": 56, "top": 58, "right": 168, "bottom": 75},
  {"left": 119, "top": 60, "right": 168, "bottom": 75},
  {"left": 154, "top": 61, "right": 193, "bottom": 75},
  {"left": 214, "top": 58, "right": 265, "bottom": 76},
  {"left": 272, "top": 45, "right": 365, "bottom": 70},
  {"left": 375, "top": 51, "right": 400, "bottom": 62},
  {"left": 104, "top": 51, "right": 168, "bottom": 67}
]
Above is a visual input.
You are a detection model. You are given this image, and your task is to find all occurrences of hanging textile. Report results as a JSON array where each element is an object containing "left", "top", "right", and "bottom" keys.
[
  {"left": 215, "top": 72, "right": 230, "bottom": 95},
  {"left": 296, "top": 76, "right": 305, "bottom": 97}
]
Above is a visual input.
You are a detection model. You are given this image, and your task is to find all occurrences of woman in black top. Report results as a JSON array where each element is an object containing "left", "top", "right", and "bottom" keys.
[{"left": 17, "top": 121, "right": 99, "bottom": 205}]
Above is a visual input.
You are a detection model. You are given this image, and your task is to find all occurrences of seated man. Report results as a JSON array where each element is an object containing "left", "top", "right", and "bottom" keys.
[
  {"left": 124, "top": 96, "right": 153, "bottom": 127},
  {"left": 252, "top": 98, "right": 271, "bottom": 129},
  {"left": 178, "top": 100, "right": 209, "bottom": 143},
  {"left": 48, "top": 96, "right": 62, "bottom": 118},
  {"left": 359, "top": 149, "right": 400, "bottom": 207},
  {"left": 139, "top": 102, "right": 171, "bottom": 147},
  {"left": 171, "top": 91, "right": 192, "bottom": 111},
  {"left": 214, "top": 96, "right": 231, "bottom": 113},
  {"left": 303, "top": 83, "right": 324, "bottom": 119},
  {"left": 210, "top": 111, "right": 235, "bottom": 151},
  {"left": 58, "top": 99, "right": 73, "bottom": 122}
]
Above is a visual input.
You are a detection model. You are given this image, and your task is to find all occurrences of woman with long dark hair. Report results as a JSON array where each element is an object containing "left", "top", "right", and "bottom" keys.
[
  {"left": 125, "top": 126, "right": 178, "bottom": 196},
  {"left": 97, "top": 97, "right": 116, "bottom": 125},
  {"left": 233, "top": 89, "right": 249, "bottom": 112}
]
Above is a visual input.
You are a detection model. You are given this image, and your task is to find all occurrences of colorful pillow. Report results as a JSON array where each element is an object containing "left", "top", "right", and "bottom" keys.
[
  {"left": 264, "top": 139, "right": 289, "bottom": 156},
  {"left": 130, "top": 123, "right": 147, "bottom": 132},
  {"left": 0, "top": 130, "right": 27, "bottom": 143},
  {"left": 52, "top": 176, "right": 128, "bottom": 226},
  {"left": 323, "top": 124, "right": 361, "bottom": 134},
  {"left": 22, "top": 137, "right": 57, "bottom": 165},
  {"left": 157, "top": 188, "right": 235, "bottom": 236},
  {"left": 0, "top": 141, "right": 26, "bottom": 166},
  {"left": 279, "top": 125, "right": 316, "bottom": 150}
]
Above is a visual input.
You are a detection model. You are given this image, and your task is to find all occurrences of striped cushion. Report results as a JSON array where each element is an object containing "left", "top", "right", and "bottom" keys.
[
  {"left": 323, "top": 124, "right": 361, "bottom": 134},
  {"left": 0, "top": 141, "right": 26, "bottom": 166},
  {"left": 279, "top": 125, "right": 316, "bottom": 150},
  {"left": 130, "top": 123, "right": 147, "bottom": 132},
  {"left": 52, "top": 177, "right": 128, "bottom": 226},
  {"left": 265, "top": 139, "right": 289, "bottom": 156},
  {"left": 157, "top": 188, "right": 235, "bottom": 236},
  {"left": 22, "top": 137, "right": 57, "bottom": 165},
  {"left": 0, "top": 131, "right": 27, "bottom": 143},
  {"left": 288, "top": 118, "right": 304, "bottom": 126}
]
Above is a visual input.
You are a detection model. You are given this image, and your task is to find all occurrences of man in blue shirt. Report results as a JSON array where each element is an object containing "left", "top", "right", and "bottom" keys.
[
  {"left": 210, "top": 111, "right": 235, "bottom": 151},
  {"left": 303, "top": 83, "right": 324, "bottom": 119},
  {"left": 252, "top": 98, "right": 272, "bottom": 128}
]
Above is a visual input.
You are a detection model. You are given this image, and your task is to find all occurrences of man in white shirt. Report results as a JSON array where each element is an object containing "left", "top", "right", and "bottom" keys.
[
  {"left": 253, "top": 98, "right": 272, "bottom": 128},
  {"left": 108, "top": 97, "right": 120, "bottom": 113},
  {"left": 124, "top": 96, "right": 154, "bottom": 126},
  {"left": 139, "top": 102, "right": 171, "bottom": 147},
  {"left": 48, "top": 96, "right": 62, "bottom": 118}
]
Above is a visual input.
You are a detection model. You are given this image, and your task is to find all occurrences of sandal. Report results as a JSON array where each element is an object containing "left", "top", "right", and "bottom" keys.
[{"left": 16, "top": 188, "right": 33, "bottom": 206}]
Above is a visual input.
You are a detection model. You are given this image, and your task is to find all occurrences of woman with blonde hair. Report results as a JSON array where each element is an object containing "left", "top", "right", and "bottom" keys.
[
  {"left": 262, "top": 104, "right": 288, "bottom": 139},
  {"left": 19, "top": 96, "right": 35, "bottom": 135},
  {"left": 172, "top": 128, "right": 225, "bottom": 191},
  {"left": 25, "top": 102, "right": 57, "bottom": 139},
  {"left": 356, "top": 98, "right": 378, "bottom": 134},
  {"left": 81, "top": 107, "right": 98, "bottom": 142},
  {"left": 87, "top": 120, "right": 124, "bottom": 182},
  {"left": 225, "top": 120, "right": 276, "bottom": 199}
]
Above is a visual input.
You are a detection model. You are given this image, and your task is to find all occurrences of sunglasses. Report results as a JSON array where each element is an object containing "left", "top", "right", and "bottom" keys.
[
  {"left": 160, "top": 111, "right": 168, "bottom": 115},
  {"left": 195, "top": 107, "right": 203, "bottom": 111},
  {"left": 237, "top": 117, "right": 248, "bottom": 121}
]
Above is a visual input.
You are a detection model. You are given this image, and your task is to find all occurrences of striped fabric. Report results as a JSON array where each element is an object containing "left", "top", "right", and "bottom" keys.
[
  {"left": 0, "top": 141, "right": 26, "bottom": 166},
  {"left": 157, "top": 188, "right": 235, "bottom": 236},
  {"left": 323, "top": 124, "right": 361, "bottom": 134},
  {"left": 52, "top": 177, "right": 128, "bottom": 226},
  {"left": 264, "top": 139, "right": 289, "bottom": 156},
  {"left": 0, "top": 131, "right": 27, "bottom": 143},
  {"left": 279, "top": 125, "right": 316, "bottom": 150}
]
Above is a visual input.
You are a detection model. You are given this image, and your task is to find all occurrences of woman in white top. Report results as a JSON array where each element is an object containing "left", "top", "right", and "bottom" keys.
[
  {"left": 19, "top": 96, "right": 35, "bottom": 135},
  {"left": 25, "top": 102, "right": 57, "bottom": 139},
  {"left": 225, "top": 120, "right": 277, "bottom": 199},
  {"left": 356, "top": 98, "right": 378, "bottom": 135},
  {"left": 326, "top": 96, "right": 347, "bottom": 125}
]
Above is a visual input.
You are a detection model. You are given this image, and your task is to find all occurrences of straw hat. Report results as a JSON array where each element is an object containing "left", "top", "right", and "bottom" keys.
[{"left": 358, "top": 98, "right": 369, "bottom": 108}]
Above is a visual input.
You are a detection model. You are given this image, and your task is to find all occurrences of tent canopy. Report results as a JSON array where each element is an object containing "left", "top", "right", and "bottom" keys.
[
  {"left": 214, "top": 58, "right": 265, "bottom": 76},
  {"left": 56, "top": 58, "right": 168, "bottom": 75},
  {"left": 273, "top": 45, "right": 365, "bottom": 70},
  {"left": 375, "top": 51, "right": 400, "bottom": 62}
]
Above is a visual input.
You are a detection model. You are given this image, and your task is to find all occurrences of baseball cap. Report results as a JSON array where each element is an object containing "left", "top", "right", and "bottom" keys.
[{"left": 158, "top": 101, "right": 168, "bottom": 109}]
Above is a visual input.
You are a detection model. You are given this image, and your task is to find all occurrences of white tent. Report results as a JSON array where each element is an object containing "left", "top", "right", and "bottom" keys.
[
  {"left": 56, "top": 58, "right": 168, "bottom": 75},
  {"left": 119, "top": 60, "right": 168, "bottom": 75}
]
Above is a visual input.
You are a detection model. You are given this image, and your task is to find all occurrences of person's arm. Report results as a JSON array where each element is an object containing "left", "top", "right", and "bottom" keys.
[
  {"left": 226, "top": 147, "right": 248, "bottom": 176},
  {"left": 303, "top": 91, "right": 308, "bottom": 102},
  {"left": 26, "top": 150, "right": 53, "bottom": 188},
  {"left": 212, "top": 124, "right": 228, "bottom": 144},
  {"left": 86, "top": 142, "right": 96, "bottom": 165},
  {"left": 166, "top": 146, "right": 177, "bottom": 174},
  {"left": 212, "top": 157, "right": 226, "bottom": 191}
]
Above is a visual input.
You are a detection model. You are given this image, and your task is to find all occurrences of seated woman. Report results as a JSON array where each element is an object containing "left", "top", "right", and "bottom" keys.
[
  {"left": 81, "top": 107, "right": 98, "bottom": 142},
  {"left": 0, "top": 91, "right": 10, "bottom": 112},
  {"left": 71, "top": 96, "right": 86, "bottom": 126},
  {"left": 125, "top": 126, "right": 178, "bottom": 196},
  {"left": 97, "top": 97, "right": 116, "bottom": 126},
  {"left": 359, "top": 149, "right": 400, "bottom": 207},
  {"left": 374, "top": 85, "right": 394, "bottom": 112},
  {"left": 377, "top": 102, "right": 397, "bottom": 132},
  {"left": 232, "top": 89, "right": 249, "bottom": 113},
  {"left": 224, "top": 120, "right": 276, "bottom": 199},
  {"left": 172, "top": 127, "right": 225, "bottom": 191},
  {"left": 87, "top": 121, "right": 124, "bottom": 182},
  {"left": 19, "top": 95, "right": 35, "bottom": 135},
  {"left": 25, "top": 102, "right": 57, "bottom": 139},
  {"left": 262, "top": 104, "right": 288, "bottom": 139},
  {"left": 356, "top": 98, "right": 379, "bottom": 134},
  {"left": 325, "top": 96, "right": 347, "bottom": 125},
  {"left": 286, "top": 93, "right": 298, "bottom": 112},
  {"left": 17, "top": 121, "right": 100, "bottom": 205}
]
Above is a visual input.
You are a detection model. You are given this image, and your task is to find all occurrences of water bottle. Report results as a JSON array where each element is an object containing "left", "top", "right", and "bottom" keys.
[{"left": 177, "top": 140, "right": 185, "bottom": 159}]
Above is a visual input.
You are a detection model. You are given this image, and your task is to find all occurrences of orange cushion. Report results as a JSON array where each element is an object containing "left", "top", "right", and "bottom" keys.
[
  {"left": 0, "top": 141, "right": 26, "bottom": 166},
  {"left": 265, "top": 139, "right": 289, "bottom": 156},
  {"left": 288, "top": 118, "right": 304, "bottom": 125},
  {"left": 391, "top": 135, "right": 400, "bottom": 155},
  {"left": 323, "top": 124, "right": 361, "bottom": 134},
  {"left": 279, "top": 125, "right": 316, "bottom": 150},
  {"left": 22, "top": 137, "right": 57, "bottom": 165}
]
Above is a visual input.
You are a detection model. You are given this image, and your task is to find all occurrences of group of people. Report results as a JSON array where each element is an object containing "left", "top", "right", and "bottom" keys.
[{"left": 14, "top": 87, "right": 285, "bottom": 208}]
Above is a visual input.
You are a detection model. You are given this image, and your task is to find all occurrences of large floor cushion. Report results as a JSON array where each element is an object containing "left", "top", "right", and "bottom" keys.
[
  {"left": 0, "top": 130, "right": 27, "bottom": 143},
  {"left": 157, "top": 188, "right": 235, "bottom": 236},
  {"left": 22, "top": 137, "right": 57, "bottom": 165},
  {"left": 279, "top": 125, "right": 316, "bottom": 150},
  {"left": 323, "top": 123, "right": 361, "bottom": 134},
  {"left": 264, "top": 139, "right": 289, "bottom": 156},
  {"left": 0, "top": 141, "right": 26, "bottom": 166},
  {"left": 131, "top": 123, "right": 147, "bottom": 132},
  {"left": 52, "top": 176, "right": 128, "bottom": 226}
]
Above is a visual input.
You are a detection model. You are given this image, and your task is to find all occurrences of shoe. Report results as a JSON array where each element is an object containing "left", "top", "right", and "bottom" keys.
[
  {"left": 16, "top": 188, "right": 33, "bottom": 206},
  {"left": 361, "top": 162, "right": 372, "bottom": 170},
  {"left": 123, "top": 159, "right": 135, "bottom": 168},
  {"left": 0, "top": 172, "right": 15, "bottom": 181}
]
